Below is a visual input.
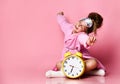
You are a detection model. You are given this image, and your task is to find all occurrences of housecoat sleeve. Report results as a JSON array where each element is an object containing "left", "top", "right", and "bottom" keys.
[
  {"left": 57, "top": 15, "right": 72, "bottom": 34},
  {"left": 78, "top": 33, "right": 90, "bottom": 49}
]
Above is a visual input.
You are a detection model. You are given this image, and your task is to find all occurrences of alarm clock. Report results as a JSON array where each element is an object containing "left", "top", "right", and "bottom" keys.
[{"left": 61, "top": 52, "right": 85, "bottom": 78}]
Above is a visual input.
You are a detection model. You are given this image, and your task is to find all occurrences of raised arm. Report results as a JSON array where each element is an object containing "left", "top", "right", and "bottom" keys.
[{"left": 57, "top": 12, "right": 72, "bottom": 34}]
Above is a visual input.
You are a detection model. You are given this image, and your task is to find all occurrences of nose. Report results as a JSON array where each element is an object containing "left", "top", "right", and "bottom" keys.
[
  {"left": 75, "top": 25, "right": 78, "bottom": 29},
  {"left": 76, "top": 27, "right": 78, "bottom": 29}
]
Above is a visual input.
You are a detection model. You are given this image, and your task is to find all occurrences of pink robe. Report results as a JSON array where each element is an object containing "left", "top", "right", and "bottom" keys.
[{"left": 53, "top": 15, "right": 105, "bottom": 71}]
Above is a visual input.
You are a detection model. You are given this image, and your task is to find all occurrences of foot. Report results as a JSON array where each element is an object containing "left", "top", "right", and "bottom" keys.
[
  {"left": 45, "top": 70, "right": 53, "bottom": 77},
  {"left": 45, "top": 70, "right": 65, "bottom": 78},
  {"left": 87, "top": 69, "right": 106, "bottom": 76}
]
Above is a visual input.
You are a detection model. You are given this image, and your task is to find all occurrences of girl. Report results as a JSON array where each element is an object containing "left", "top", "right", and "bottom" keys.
[{"left": 46, "top": 11, "right": 106, "bottom": 77}]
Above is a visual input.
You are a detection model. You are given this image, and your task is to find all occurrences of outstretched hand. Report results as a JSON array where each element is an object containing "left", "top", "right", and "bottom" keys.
[
  {"left": 87, "top": 35, "right": 96, "bottom": 46},
  {"left": 57, "top": 11, "right": 64, "bottom": 15}
]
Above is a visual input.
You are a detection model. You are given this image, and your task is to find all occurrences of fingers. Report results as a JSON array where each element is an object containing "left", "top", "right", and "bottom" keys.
[
  {"left": 89, "top": 36, "right": 96, "bottom": 43},
  {"left": 57, "top": 11, "right": 64, "bottom": 15},
  {"left": 87, "top": 36, "right": 96, "bottom": 46}
]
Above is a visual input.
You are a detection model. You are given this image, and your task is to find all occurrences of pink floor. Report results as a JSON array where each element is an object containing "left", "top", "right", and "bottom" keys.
[{"left": 0, "top": 68, "right": 120, "bottom": 84}]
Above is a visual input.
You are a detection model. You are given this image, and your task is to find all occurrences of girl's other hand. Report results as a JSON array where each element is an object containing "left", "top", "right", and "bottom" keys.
[
  {"left": 57, "top": 11, "right": 64, "bottom": 15},
  {"left": 87, "top": 35, "right": 96, "bottom": 46}
]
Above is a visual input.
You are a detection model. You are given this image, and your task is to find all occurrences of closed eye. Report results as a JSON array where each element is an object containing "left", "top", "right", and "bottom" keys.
[{"left": 78, "top": 25, "right": 82, "bottom": 27}]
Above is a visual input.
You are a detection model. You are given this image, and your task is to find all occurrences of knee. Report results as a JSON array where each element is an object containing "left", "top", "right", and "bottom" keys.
[
  {"left": 90, "top": 59, "right": 97, "bottom": 68},
  {"left": 85, "top": 59, "right": 98, "bottom": 71},
  {"left": 56, "top": 61, "right": 62, "bottom": 70}
]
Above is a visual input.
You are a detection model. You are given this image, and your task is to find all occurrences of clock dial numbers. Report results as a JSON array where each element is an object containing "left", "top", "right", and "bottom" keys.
[
  {"left": 63, "top": 60, "right": 72, "bottom": 75},
  {"left": 62, "top": 56, "right": 85, "bottom": 78}
]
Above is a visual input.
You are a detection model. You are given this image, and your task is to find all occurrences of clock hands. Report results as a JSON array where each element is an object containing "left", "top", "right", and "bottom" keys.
[
  {"left": 69, "top": 65, "right": 74, "bottom": 74},
  {"left": 74, "top": 66, "right": 81, "bottom": 69},
  {"left": 70, "top": 66, "right": 73, "bottom": 73},
  {"left": 69, "top": 65, "right": 82, "bottom": 73}
]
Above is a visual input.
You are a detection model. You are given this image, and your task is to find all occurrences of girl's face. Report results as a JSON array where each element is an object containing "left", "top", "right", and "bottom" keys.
[{"left": 73, "top": 21, "right": 88, "bottom": 33}]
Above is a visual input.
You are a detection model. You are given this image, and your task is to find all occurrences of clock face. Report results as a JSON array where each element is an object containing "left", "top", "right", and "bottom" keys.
[{"left": 62, "top": 56, "right": 85, "bottom": 78}]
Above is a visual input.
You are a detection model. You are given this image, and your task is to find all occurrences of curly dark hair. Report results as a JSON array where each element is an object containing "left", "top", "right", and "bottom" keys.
[{"left": 86, "top": 12, "right": 103, "bottom": 34}]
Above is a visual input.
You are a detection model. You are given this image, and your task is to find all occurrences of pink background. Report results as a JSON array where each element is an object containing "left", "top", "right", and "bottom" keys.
[{"left": 0, "top": 0, "right": 120, "bottom": 84}]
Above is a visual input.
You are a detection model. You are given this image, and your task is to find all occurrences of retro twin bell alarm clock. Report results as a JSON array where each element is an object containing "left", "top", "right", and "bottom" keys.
[{"left": 62, "top": 52, "right": 85, "bottom": 78}]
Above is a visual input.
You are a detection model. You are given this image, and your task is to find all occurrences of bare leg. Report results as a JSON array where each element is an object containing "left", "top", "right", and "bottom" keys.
[
  {"left": 56, "top": 61, "right": 62, "bottom": 70},
  {"left": 85, "top": 59, "right": 98, "bottom": 72},
  {"left": 45, "top": 59, "right": 105, "bottom": 77},
  {"left": 85, "top": 59, "right": 105, "bottom": 76}
]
